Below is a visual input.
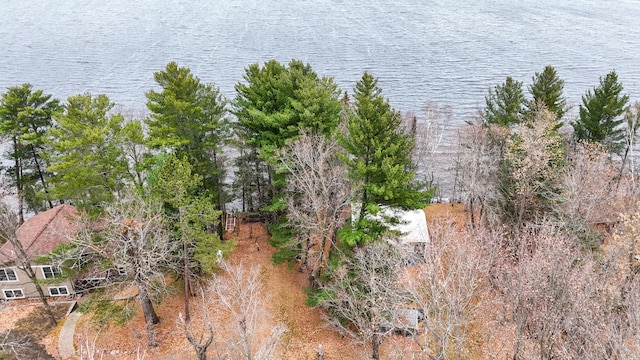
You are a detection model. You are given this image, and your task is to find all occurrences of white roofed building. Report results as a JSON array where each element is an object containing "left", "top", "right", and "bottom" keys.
[{"left": 352, "top": 205, "right": 430, "bottom": 259}]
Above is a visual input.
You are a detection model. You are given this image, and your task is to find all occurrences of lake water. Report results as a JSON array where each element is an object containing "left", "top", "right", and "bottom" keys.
[
  {"left": 2, "top": 0, "right": 640, "bottom": 197},
  {"left": 2, "top": 0, "right": 640, "bottom": 117}
]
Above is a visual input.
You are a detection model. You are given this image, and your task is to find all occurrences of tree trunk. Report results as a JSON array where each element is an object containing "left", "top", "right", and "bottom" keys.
[
  {"left": 371, "top": 333, "right": 381, "bottom": 360},
  {"left": 616, "top": 144, "right": 631, "bottom": 191},
  {"left": 196, "top": 346, "right": 208, "bottom": 360},
  {"left": 184, "top": 238, "right": 191, "bottom": 322},
  {"left": 469, "top": 197, "right": 475, "bottom": 228},
  {"left": 303, "top": 230, "right": 312, "bottom": 271},
  {"left": 239, "top": 317, "right": 252, "bottom": 360},
  {"left": 33, "top": 279, "right": 58, "bottom": 327},
  {"left": 254, "top": 159, "right": 262, "bottom": 210},
  {"left": 213, "top": 149, "right": 224, "bottom": 213},
  {"left": 23, "top": 264, "right": 57, "bottom": 327},
  {"left": 29, "top": 143, "right": 53, "bottom": 209},
  {"left": 146, "top": 317, "right": 158, "bottom": 347},
  {"left": 182, "top": 312, "right": 213, "bottom": 360},
  {"left": 12, "top": 137, "right": 24, "bottom": 224},
  {"left": 312, "top": 233, "right": 328, "bottom": 287},
  {"left": 138, "top": 280, "right": 160, "bottom": 347},
  {"left": 9, "top": 229, "right": 57, "bottom": 326},
  {"left": 137, "top": 280, "right": 160, "bottom": 324}
]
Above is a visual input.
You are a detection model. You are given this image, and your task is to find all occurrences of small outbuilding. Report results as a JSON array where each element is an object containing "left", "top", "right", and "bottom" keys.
[{"left": 353, "top": 205, "right": 430, "bottom": 258}]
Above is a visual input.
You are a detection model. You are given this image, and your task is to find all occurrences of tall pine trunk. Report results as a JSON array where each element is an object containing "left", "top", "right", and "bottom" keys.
[
  {"left": 12, "top": 137, "right": 24, "bottom": 223},
  {"left": 28, "top": 143, "right": 53, "bottom": 209}
]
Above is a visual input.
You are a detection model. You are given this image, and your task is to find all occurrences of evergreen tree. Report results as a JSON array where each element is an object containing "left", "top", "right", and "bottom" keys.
[
  {"left": 146, "top": 153, "right": 230, "bottom": 320},
  {"left": 0, "top": 84, "right": 61, "bottom": 220},
  {"left": 528, "top": 65, "right": 567, "bottom": 121},
  {"left": 573, "top": 70, "right": 629, "bottom": 154},
  {"left": 147, "top": 152, "right": 231, "bottom": 269},
  {"left": 233, "top": 59, "right": 342, "bottom": 213},
  {"left": 46, "top": 93, "right": 128, "bottom": 211},
  {"left": 339, "top": 72, "right": 431, "bottom": 246},
  {"left": 484, "top": 76, "right": 526, "bottom": 128},
  {"left": 146, "top": 62, "right": 231, "bottom": 209}
]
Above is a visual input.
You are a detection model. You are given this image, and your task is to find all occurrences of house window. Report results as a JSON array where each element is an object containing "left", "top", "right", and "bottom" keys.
[
  {"left": 41, "top": 266, "right": 61, "bottom": 279},
  {"left": 3, "top": 289, "right": 24, "bottom": 299},
  {"left": 0, "top": 268, "right": 18, "bottom": 282},
  {"left": 48, "top": 286, "right": 69, "bottom": 296}
]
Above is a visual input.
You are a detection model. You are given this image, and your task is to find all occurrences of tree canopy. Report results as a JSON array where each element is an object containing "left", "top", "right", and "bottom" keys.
[
  {"left": 147, "top": 152, "right": 230, "bottom": 276},
  {"left": 339, "top": 72, "right": 432, "bottom": 246},
  {"left": 46, "top": 93, "right": 128, "bottom": 211},
  {"left": 3, "top": 59, "right": 640, "bottom": 359},
  {"left": 146, "top": 61, "right": 231, "bottom": 208},
  {"left": 484, "top": 76, "right": 527, "bottom": 128},
  {"left": 573, "top": 70, "right": 629, "bottom": 153},
  {"left": 233, "top": 59, "right": 342, "bottom": 213},
  {"left": 0, "top": 84, "right": 60, "bottom": 220},
  {"left": 528, "top": 65, "right": 567, "bottom": 121}
]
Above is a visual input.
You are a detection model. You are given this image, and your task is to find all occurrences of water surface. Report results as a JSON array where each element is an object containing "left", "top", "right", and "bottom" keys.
[
  {"left": 2, "top": 0, "right": 639, "bottom": 119},
  {"left": 2, "top": 0, "right": 640, "bottom": 196}
]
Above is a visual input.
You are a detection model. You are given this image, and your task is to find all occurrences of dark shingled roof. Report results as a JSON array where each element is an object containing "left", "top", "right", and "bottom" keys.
[{"left": 0, "top": 204, "right": 79, "bottom": 266}]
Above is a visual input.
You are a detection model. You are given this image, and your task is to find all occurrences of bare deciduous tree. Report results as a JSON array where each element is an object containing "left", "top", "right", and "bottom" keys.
[
  {"left": 493, "top": 224, "right": 614, "bottom": 359},
  {"left": 0, "top": 326, "right": 55, "bottom": 359},
  {"left": 278, "top": 131, "right": 350, "bottom": 282},
  {"left": 402, "top": 103, "right": 453, "bottom": 197},
  {"left": 454, "top": 120, "right": 502, "bottom": 227},
  {"left": 79, "top": 328, "right": 147, "bottom": 360},
  {"left": 210, "top": 261, "right": 286, "bottom": 360},
  {"left": 76, "top": 192, "right": 179, "bottom": 347},
  {"left": 500, "top": 108, "right": 566, "bottom": 231},
  {"left": 320, "top": 242, "right": 406, "bottom": 360},
  {"left": 602, "top": 202, "right": 640, "bottom": 358},
  {"left": 179, "top": 287, "right": 218, "bottom": 360},
  {"left": 408, "top": 103, "right": 453, "bottom": 175},
  {"left": 554, "top": 142, "right": 630, "bottom": 247},
  {"left": 0, "top": 330, "right": 32, "bottom": 358},
  {"left": 620, "top": 102, "right": 640, "bottom": 190},
  {"left": 403, "top": 220, "right": 493, "bottom": 360},
  {"left": 180, "top": 311, "right": 214, "bottom": 360}
]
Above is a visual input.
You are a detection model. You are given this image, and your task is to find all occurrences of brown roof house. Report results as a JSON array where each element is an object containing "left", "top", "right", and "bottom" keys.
[{"left": 0, "top": 204, "right": 79, "bottom": 300}]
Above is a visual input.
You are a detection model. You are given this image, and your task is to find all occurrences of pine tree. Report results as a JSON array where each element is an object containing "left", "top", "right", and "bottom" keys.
[
  {"left": 528, "top": 65, "right": 567, "bottom": 121},
  {"left": 146, "top": 62, "right": 231, "bottom": 209},
  {"left": 146, "top": 153, "right": 229, "bottom": 320},
  {"left": 0, "top": 84, "right": 60, "bottom": 220},
  {"left": 46, "top": 93, "right": 128, "bottom": 211},
  {"left": 484, "top": 76, "right": 526, "bottom": 128},
  {"left": 573, "top": 70, "right": 629, "bottom": 154},
  {"left": 233, "top": 59, "right": 342, "bottom": 213},
  {"left": 339, "top": 72, "right": 431, "bottom": 246}
]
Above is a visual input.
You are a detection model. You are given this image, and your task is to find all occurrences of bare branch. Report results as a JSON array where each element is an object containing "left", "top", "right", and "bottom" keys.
[
  {"left": 402, "top": 219, "right": 493, "bottom": 359},
  {"left": 0, "top": 330, "right": 32, "bottom": 357},
  {"left": 278, "top": 130, "right": 350, "bottom": 279},
  {"left": 210, "top": 261, "right": 286, "bottom": 360},
  {"left": 74, "top": 191, "right": 180, "bottom": 346},
  {"left": 319, "top": 241, "right": 407, "bottom": 360}
]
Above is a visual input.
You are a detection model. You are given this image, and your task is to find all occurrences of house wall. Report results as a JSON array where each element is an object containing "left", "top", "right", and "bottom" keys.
[{"left": 0, "top": 265, "right": 75, "bottom": 300}]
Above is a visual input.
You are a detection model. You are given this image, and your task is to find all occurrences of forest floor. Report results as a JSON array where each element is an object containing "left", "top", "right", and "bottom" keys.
[{"left": 0, "top": 203, "right": 465, "bottom": 360}]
